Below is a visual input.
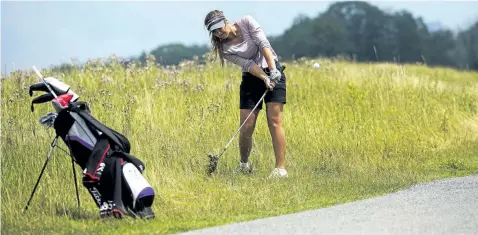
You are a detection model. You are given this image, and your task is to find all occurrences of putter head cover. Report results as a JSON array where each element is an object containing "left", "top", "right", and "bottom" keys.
[
  {"left": 207, "top": 153, "right": 219, "bottom": 175},
  {"left": 29, "top": 76, "right": 80, "bottom": 112}
]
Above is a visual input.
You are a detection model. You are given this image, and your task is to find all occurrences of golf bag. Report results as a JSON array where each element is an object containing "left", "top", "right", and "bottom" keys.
[{"left": 29, "top": 76, "right": 156, "bottom": 219}]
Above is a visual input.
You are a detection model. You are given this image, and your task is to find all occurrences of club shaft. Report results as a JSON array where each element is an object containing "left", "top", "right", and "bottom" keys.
[
  {"left": 32, "top": 65, "right": 58, "bottom": 98},
  {"left": 217, "top": 89, "right": 268, "bottom": 158}
]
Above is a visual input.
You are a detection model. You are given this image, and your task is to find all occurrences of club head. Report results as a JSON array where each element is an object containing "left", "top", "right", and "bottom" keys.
[
  {"left": 207, "top": 153, "right": 218, "bottom": 175},
  {"left": 39, "top": 112, "right": 58, "bottom": 128}
]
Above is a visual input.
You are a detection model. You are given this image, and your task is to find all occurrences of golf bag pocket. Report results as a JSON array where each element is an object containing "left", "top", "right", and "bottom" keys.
[
  {"left": 122, "top": 162, "right": 155, "bottom": 210},
  {"left": 83, "top": 156, "right": 127, "bottom": 219}
]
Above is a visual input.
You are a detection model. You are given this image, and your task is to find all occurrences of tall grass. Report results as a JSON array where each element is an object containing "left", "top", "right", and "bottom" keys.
[{"left": 2, "top": 55, "right": 478, "bottom": 234}]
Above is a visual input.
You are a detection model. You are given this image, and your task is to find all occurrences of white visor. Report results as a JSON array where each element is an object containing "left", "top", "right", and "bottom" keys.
[{"left": 208, "top": 21, "right": 225, "bottom": 32}]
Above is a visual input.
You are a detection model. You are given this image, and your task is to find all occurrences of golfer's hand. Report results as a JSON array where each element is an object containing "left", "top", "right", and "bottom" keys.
[
  {"left": 269, "top": 68, "right": 282, "bottom": 83},
  {"left": 263, "top": 77, "right": 275, "bottom": 91}
]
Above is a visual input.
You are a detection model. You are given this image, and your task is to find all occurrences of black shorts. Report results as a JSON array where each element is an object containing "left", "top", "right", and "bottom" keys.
[{"left": 240, "top": 60, "right": 286, "bottom": 110}]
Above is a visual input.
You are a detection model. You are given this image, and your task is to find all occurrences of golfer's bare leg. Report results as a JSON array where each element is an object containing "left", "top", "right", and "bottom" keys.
[
  {"left": 239, "top": 109, "right": 260, "bottom": 163},
  {"left": 266, "top": 102, "right": 286, "bottom": 169}
]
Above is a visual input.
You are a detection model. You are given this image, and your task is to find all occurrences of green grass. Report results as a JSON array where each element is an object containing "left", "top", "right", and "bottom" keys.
[{"left": 2, "top": 55, "right": 478, "bottom": 234}]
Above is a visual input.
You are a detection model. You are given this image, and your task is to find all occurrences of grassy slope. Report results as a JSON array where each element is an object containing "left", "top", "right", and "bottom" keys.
[{"left": 2, "top": 57, "right": 478, "bottom": 234}]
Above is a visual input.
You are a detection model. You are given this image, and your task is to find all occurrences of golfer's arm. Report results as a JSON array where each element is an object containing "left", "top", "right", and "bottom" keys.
[
  {"left": 247, "top": 15, "right": 276, "bottom": 71},
  {"left": 224, "top": 53, "right": 268, "bottom": 81},
  {"left": 248, "top": 64, "right": 269, "bottom": 81},
  {"left": 262, "top": 47, "right": 276, "bottom": 71}
]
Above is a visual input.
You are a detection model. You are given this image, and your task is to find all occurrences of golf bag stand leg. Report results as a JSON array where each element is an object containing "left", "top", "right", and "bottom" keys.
[
  {"left": 71, "top": 158, "right": 80, "bottom": 208},
  {"left": 23, "top": 135, "right": 59, "bottom": 213}
]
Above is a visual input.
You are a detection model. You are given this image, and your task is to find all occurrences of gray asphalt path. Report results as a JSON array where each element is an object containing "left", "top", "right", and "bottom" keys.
[{"left": 176, "top": 174, "right": 478, "bottom": 235}]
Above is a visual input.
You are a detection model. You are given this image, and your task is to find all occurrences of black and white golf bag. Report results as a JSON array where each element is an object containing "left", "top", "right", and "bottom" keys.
[{"left": 29, "top": 76, "right": 156, "bottom": 219}]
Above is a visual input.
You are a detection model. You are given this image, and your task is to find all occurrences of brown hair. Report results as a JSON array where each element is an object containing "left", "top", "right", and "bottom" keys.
[{"left": 204, "top": 10, "right": 226, "bottom": 67}]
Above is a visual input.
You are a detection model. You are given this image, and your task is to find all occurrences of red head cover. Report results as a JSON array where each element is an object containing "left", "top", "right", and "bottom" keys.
[{"left": 53, "top": 93, "right": 73, "bottom": 109}]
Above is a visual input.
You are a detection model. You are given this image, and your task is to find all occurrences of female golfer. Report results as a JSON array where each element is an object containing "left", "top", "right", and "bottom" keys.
[{"left": 204, "top": 10, "right": 288, "bottom": 178}]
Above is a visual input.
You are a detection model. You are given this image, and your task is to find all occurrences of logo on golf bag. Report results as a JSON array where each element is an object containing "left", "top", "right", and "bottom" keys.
[
  {"left": 89, "top": 186, "right": 102, "bottom": 207},
  {"left": 96, "top": 163, "right": 106, "bottom": 177},
  {"left": 99, "top": 201, "right": 115, "bottom": 218}
]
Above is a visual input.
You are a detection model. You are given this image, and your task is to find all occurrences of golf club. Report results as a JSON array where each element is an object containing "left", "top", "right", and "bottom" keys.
[
  {"left": 207, "top": 88, "right": 269, "bottom": 175},
  {"left": 32, "top": 65, "right": 58, "bottom": 98}
]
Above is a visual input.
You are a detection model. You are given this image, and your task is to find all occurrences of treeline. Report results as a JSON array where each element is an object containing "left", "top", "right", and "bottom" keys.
[
  {"left": 267, "top": 1, "right": 478, "bottom": 70},
  {"left": 136, "top": 44, "right": 210, "bottom": 66},
  {"left": 53, "top": 1, "right": 478, "bottom": 72}
]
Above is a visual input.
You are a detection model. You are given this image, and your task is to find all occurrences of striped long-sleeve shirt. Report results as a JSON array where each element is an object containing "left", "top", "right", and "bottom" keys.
[{"left": 222, "top": 15, "right": 278, "bottom": 72}]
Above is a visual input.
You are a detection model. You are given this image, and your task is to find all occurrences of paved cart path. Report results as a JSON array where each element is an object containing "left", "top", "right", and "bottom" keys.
[{"left": 176, "top": 174, "right": 478, "bottom": 235}]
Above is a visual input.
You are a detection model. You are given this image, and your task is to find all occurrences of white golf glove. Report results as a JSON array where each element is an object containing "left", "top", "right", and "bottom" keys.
[{"left": 269, "top": 68, "right": 282, "bottom": 83}]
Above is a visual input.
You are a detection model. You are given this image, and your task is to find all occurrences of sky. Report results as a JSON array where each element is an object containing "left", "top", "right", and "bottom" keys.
[{"left": 2, "top": 0, "right": 478, "bottom": 74}]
